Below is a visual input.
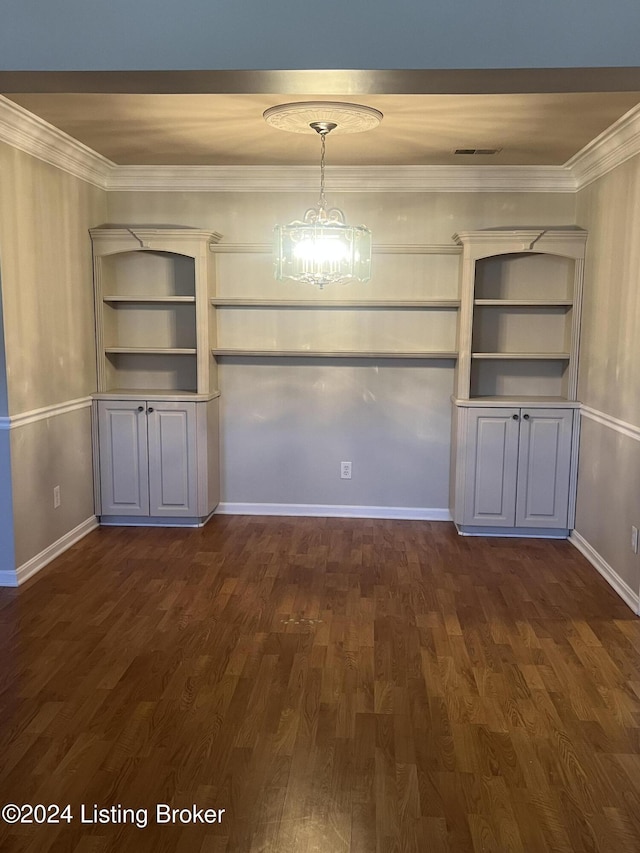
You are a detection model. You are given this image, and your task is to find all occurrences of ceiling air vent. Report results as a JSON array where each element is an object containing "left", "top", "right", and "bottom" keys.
[{"left": 454, "top": 147, "right": 502, "bottom": 155}]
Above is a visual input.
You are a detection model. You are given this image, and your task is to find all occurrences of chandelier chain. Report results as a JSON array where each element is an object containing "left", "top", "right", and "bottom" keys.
[{"left": 319, "top": 132, "right": 327, "bottom": 210}]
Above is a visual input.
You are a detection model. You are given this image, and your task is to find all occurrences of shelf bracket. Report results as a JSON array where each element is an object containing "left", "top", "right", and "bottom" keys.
[
  {"left": 526, "top": 229, "right": 547, "bottom": 251},
  {"left": 127, "top": 228, "right": 149, "bottom": 249}
]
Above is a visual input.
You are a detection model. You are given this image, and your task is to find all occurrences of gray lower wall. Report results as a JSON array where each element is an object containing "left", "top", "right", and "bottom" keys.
[
  {"left": 219, "top": 360, "right": 454, "bottom": 508},
  {"left": 0, "top": 429, "right": 15, "bottom": 578},
  {"left": 575, "top": 417, "right": 640, "bottom": 593},
  {"left": 10, "top": 408, "right": 95, "bottom": 567}
]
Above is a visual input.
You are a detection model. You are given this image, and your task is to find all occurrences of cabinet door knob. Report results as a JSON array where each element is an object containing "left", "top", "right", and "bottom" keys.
[
  {"left": 147, "top": 407, "right": 154, "bottom": 414},
  {"left": 523, "top": 413, "right": 530, "bottom": 420},
  {"left": 512, "top": 414, "right": 519, "bottom": 421},
  {"left": 137, "top": 406, "right": 144, "bottom": 412}
]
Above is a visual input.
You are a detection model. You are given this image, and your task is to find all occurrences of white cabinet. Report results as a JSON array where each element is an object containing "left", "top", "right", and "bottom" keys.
[
  {"left": 146, "top": 403, "right": 197, "bottom": 516},
  {"left": 456, "top": 405, "right": 575, "bottom": 534},
  {"left": 97, "top": 400, "right": 150, "bottom": 516},
  {"left": 96, "top": 397, "right": 219, "bottom": 525},
  {"left": 462, "top": 408, "right": 520, "bottom": 527},
  {"left": 515, "top": 408, "right": 573, "bottom": 528}
]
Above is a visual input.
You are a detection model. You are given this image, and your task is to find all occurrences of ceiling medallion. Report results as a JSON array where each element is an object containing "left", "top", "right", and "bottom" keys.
[
  {"left": 263, "top": 101, "right": 383, "bottom": 136},
  {"left": 265, "top": 102, "right": 383, "bottom": 289}
]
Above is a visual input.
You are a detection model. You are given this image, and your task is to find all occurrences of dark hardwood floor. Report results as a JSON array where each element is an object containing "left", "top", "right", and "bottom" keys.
[{"left": 1, "top": 517, "right": 639, "bottom": 852}]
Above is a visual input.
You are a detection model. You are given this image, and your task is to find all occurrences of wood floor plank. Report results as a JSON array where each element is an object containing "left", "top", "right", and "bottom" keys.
[{"left": 0, "top": 517, "right": 639, "bottom": 852}]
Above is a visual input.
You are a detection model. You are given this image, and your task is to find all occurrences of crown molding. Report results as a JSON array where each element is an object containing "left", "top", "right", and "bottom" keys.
[
  {"left": 565, "top": 103, "right": 640, "bottom": 190},
  {"left": 0, "top": 95, "right": 112, "bottom": 189},
  {"left": 107, "top": 164, "right": 576, "bottom": 193},
  {"left": 4, "top": 92, "right": 640, "bottom": 195}
]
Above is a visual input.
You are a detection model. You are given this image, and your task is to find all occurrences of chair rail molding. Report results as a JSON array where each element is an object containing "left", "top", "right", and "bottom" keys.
[
  {"left": 0, "top": 397, "right": 93, "bottom": 430},
  {"left": 580, "top": 404, "right": 640, "bottom": 443}
]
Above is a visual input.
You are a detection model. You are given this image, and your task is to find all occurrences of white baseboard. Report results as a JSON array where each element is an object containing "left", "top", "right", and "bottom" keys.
[
  {"left": 14, "top": 516, "right": 99, "bottom": 586},
  {"left": 570, "top": 530, "right": 639, "bottom": 615},
  {"left": 215, "top": 503, "right": 452, "bottom": 521}
]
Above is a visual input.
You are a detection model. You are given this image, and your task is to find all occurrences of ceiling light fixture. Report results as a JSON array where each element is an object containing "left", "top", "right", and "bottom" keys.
[{"left": 264, "top": 102, "right": 382, "bottom": 289}]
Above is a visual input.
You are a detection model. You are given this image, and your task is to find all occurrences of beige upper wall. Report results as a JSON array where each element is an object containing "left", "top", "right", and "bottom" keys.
[
  {"left": 576, "top": 155, "right": 640, "bottom": 425},
  {"left": 0, "top": 143, "right": 106, "bottom": 415},
  {"left": 106, "top": 190, "right": 577, "bottom": 243}
]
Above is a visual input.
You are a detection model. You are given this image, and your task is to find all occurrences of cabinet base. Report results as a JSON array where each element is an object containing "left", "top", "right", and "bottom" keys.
[
  {"left": 99, "top": 509, "right": 217, "bottom": 528},
  {"left": 456, "top": 523, "right": 570, "bottom": 538}
]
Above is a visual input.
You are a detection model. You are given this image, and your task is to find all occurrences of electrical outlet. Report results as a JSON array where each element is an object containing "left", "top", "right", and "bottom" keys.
[
  {"left": 632, "top": 525, "right": 639, "bottom": 554},
  {"left": 340, "top": 461, "right": 352, "bottom": 480},
  {"left": 53, "top": 485, "right": 61, "bottom": 509}
]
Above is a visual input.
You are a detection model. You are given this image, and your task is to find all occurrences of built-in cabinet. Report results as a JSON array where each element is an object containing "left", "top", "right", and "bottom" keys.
[
  {"left": 98, "top": 399, "right": 196, "bottom": 517},
  {"left": 96, "top": 397, "right": 219, "bottom": 523},
  {"left": 456, "top": 405, "right": 575, "bottom": 533},
  {"left": 90, "top": 225, "right": 587, "bottom": 533},
  {"left": 450, "top": 228, "right": 587, "bottom": 537},
  {"left": 90, "top": 227, "right": 221, "bottom": 526}
]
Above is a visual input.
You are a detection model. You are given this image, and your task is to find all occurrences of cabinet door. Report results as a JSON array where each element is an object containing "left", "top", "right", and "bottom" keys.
[
  {"left": 146, "top": 402, "right": 198, "bottom": 516},
  {"left": 98, "top": 401, "right": 149, "bottom": 515},
  {"left": 515, "top": 408, "right": 573, "bottom": 528},
  {"left": 463, "top": 408, "right": 520, "bottom": 526}
]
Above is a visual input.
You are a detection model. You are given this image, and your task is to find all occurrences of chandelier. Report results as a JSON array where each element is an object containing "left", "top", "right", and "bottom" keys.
[{"left": 264, "top": 102, "right": 383, "bottom": 289}]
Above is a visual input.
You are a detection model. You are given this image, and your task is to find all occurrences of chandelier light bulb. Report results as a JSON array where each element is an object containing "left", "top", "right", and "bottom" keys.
[{"left": 293, "top": 236, "right": 350, "bottom": 264}]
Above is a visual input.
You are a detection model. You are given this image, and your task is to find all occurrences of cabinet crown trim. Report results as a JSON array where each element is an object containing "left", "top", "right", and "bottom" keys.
[{"left": 453, "top": 227, "right": 587, "bottom": 259}]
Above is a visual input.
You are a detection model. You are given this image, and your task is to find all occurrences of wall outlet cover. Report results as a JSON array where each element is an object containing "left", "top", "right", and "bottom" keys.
[{"left": 340, "top": 461, "right": 352, "bottom": 480}]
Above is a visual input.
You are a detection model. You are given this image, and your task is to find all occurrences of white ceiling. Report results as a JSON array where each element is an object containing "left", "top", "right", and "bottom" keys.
[{"left": 6, "top": 91, "right": 640, "bottom": 167}]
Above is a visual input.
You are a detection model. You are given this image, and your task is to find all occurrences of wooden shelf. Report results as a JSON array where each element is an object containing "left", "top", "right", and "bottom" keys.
[
  {"left": 473, "top": 299, "right": 572, "bottom": 307},
  {"left": 209, "top": 242, "right": 462, "bottom": 255},
  {"left": 211, "top": 298, "right": 460, "bottom": 309},
  {"left": 472, "top": 352, "right": 571, "bottom": 360},
  {"left": 459, "top": 396, "right": 580, "bottom": 407},
  {"left": 105, "top": 347, "right": 197, "bottom": 355},
  {"left": 212, "top": 348, "right": 458, "bottom": 360},
  {"left": 94, "top": 389, "right": 220, "bottom": 401},
  {"left": 103, "top": 296, "right": 196, "bottom": 303}
]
